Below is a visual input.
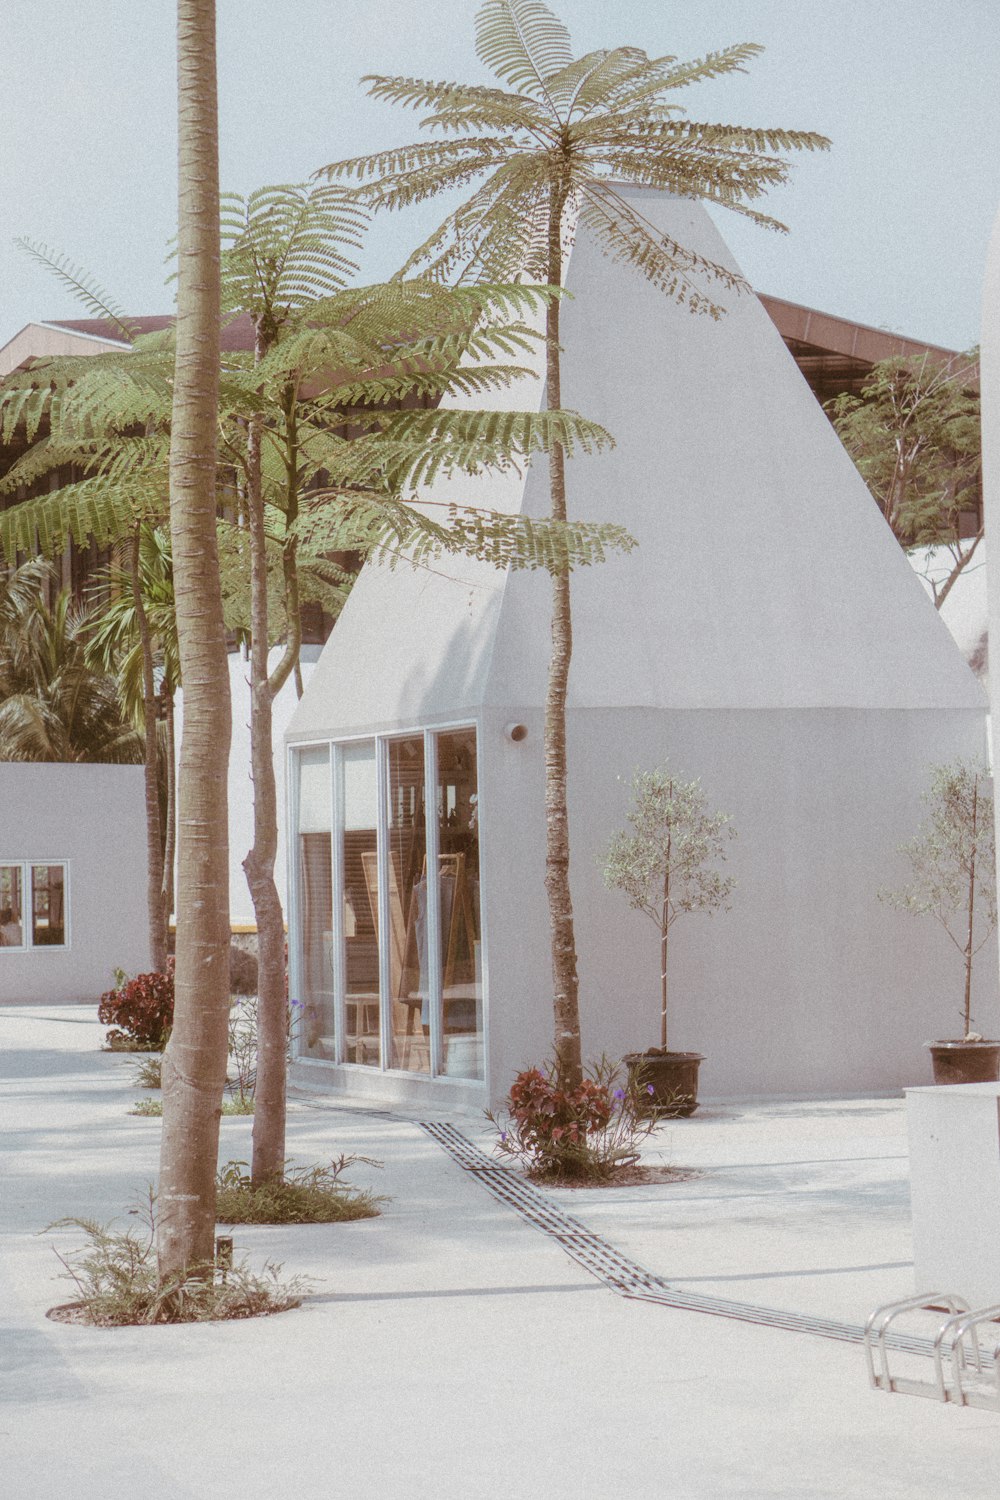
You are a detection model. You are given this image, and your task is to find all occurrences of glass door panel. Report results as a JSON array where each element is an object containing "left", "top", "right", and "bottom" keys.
[
  {"left": 385, "top": 736, "right": 430, "bottom": 1073},
  {"left": 436, "top": 729, "right": 483, "bottom": 1079},
  {"left": 343, "top": 742, "right": 380, "bottom": 1066},
  {"left": 296, "top": 747, "right": 334, "bottom": 1059}
]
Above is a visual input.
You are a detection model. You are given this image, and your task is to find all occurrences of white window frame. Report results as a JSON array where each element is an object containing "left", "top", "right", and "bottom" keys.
[{"left": 0, "top": 860, "right": 70, "bottom": 953}]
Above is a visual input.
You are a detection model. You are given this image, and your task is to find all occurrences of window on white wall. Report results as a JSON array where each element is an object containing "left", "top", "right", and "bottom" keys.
[{"left": 0, "top": 862, "right": 68, "bottom": 950}]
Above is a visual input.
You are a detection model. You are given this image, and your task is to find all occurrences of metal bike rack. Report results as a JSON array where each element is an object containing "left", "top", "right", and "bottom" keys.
[{"left": 864, "top": 1293, "right": 1000, "bottom": 1410}]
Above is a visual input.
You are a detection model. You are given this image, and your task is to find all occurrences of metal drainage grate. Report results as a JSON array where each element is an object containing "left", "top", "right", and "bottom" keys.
[{"left": 421, "top": 1121, "right": 936, "bottom": 1355}]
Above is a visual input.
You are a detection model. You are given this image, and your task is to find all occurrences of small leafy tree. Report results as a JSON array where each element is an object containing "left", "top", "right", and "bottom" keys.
[
  {"left": 602, "top": 766, "right": 735, "bottom": 1052},
  {"left": 829, "top": 351, "right": 982, "bottom": 610},
  {"left": 879, "top": 760, "right": 997, "bottom": 1040}
]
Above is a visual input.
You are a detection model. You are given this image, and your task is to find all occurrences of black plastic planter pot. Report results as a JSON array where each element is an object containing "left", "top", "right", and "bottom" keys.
[
  {"left": 623, "top": 1050, "right": 704, "bottom": 1117},
  {"left": 926, "top": 1040, "right": 1000, "bottom": 1086}
]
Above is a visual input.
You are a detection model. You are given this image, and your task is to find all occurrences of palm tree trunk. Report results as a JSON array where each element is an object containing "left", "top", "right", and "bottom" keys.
[
  {"left": 129, "top": 525, "right": 168, "bottom": 972},
  {"left": 158, "top": 0, "right": 231, "bottom": 1284},
  {"left": 543, "top": 174, "right": 582, "bottom": 1089}
]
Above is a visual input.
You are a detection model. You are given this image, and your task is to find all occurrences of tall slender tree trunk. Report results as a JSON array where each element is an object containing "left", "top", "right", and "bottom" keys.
[
  {"left": 161, "top": 685, "right": 177, "bottom": 926},
  {"left": 543, "top": 173, "right": 582, "bottom": 1089},
  {"left": 158, "top": 0, "right": 231, "bottom": 1283},
  {"left": 964, "top": 778, "right": 979, "bottom": 1037},
  {"left": 241, "top": 351, "right": 296, "bottom": 1185},
  {"left": 129, "top": 524, "right": 168, "bottom": 972}
]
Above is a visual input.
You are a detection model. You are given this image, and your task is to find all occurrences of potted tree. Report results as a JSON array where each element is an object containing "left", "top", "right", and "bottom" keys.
[
  {"left": 601, "top": 765, "right": 736, "bottom": 1116},
  {"left": 880, "top": 759, "right": 999, "bottom": 1084}
]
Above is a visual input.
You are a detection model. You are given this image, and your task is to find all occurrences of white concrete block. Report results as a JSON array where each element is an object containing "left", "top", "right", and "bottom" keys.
[{"left": 906, "top": 1083, "right": 1000, "bottom": 1307}]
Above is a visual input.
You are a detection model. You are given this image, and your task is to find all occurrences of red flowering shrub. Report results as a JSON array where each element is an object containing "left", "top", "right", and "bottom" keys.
[
  {"left": 98, "top": 960, "right": 175, "bottom": 1051},
  {"left": 489, "top": 1058, "right": 656, "bottom": 1182}
]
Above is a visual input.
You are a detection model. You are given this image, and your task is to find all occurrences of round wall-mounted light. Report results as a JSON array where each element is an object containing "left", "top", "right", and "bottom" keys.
[{"left": 504, "top": 722, "right": 528, "bottom": 742}]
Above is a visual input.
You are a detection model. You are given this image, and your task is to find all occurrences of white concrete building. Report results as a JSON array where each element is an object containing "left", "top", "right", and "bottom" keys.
[
  {"left": 0, "top": 763, "right": 149, "bottom": 1002},
  {"left": 285, "top": 189, "right": 993, "bottom": 1114}
]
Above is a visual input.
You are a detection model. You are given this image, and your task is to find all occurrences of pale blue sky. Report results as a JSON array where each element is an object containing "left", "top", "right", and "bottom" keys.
[{"left": 1, "top": 0, "right": 997, "bottom": 352}]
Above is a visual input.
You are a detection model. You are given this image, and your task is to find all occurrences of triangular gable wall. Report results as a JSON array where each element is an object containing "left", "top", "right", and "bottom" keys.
[{"left": 290, "top": 188, "right": 982, "bottom": 745}]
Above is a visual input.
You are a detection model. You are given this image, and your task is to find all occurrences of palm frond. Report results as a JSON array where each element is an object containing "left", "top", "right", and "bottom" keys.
[
  {"left": 475, "top": 0, "right": 574, "bottom": 102},
  {"left": 293, "top": 488, "right": 633, "bottom": 576},
  {"left": 361, "top": 75, "right": 550, "bottom": 135},
  {"left": 577, "top": 185, "right": 749, "bottom": 312},
  {"left": 0, "top": 474, "right": 161, "bottom": 567},
  {"left": 14, "top": 240, "right": 138, "bottom": 344}
]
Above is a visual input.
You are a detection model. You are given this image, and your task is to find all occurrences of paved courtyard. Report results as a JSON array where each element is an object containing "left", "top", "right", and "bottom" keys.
[{"left": 2, "top": 1005, "right": 998, "bottom": 1499}]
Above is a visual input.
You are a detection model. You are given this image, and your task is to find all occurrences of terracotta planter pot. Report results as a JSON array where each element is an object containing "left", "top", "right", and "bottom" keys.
[
  {"left": 623, "top": 1050, "right": 704, "bottom": 1117},
  {"left": 926, "top": 1040, "right": 1000, "bottom": 1086}
]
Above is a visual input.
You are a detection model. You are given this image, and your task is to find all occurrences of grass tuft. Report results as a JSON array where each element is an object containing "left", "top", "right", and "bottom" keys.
[
  {"left": 46, "top": 1195, "right": 308, "bottom": 1326},
  {"left": 216, "top": 1157, "right": 384, "bottom": 1225}
]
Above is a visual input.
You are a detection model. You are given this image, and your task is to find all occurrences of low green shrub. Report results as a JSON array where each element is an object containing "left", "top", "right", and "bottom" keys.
[
  {"left": 47, "top": 1194, "right": 308, "bottom": 1326},
  {"left": 216, "top": 1157, "right": 384, "bottom": 1225}
]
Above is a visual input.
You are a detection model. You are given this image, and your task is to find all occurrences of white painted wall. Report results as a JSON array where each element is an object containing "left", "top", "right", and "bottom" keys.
[
  {"left": 0, "top": 763, "right": 149, "bottom": 1003},
  {"left": 288, "top": 189, "right": 993, "bottom": 1107}
]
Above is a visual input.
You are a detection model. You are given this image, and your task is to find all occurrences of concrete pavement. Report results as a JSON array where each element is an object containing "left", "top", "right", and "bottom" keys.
[{"left": 2, "top": 1005, "right": 998, "bottom": 1499}]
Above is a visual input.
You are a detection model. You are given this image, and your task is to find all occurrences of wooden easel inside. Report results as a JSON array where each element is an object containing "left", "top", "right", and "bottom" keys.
[{"left": 361, "top": 850, "right": 477, "bottom": 1066}]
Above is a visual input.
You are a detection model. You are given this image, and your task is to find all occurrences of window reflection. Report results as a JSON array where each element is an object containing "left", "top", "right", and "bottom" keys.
[
  {"left": 0, "top": 866, "right": 24, "bottom": 948},
  {"left": 31, "top": 866, "right": 65, "bottom": 946}
]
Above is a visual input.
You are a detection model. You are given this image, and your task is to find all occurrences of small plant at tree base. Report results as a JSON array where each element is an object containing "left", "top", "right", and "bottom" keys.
[
  {"left": 131, "top": 1055, "right": 162, "bottom": 1090},
  {"left": 225, "top": 996, "right": 301, "bottom": 1109},
  {"left": 46, "top": 1192, "right": 308, "bottom": 1326},
  {"left": 128, "top": 1095, "right": 254, "bottom": 1118},
  {"left": 879, "top": 759, "right": 997, "bottom": 1040},
  {"left": 487, "top": 1058, "right": 658, "bottom": 1183},
  {"left": 215, "top": 1157, "right": 384, "bottom": 1225},
  {"left": 129, "top": 1097, "right": 164, "bottom": 1117},
  {"left": 602, "top": 766, "right": 736, "bottom": 1054},
  {"left": 98, "top": 961, "right": 174, "bottom": 1052}
]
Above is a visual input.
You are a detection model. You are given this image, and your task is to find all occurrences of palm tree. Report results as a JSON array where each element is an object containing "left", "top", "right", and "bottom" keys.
[
  {"left": 157, "top": 0, "right": 231, "bottom": 1283},
  {"left": 87, "top": 524, "right": 180, "bottom": 970},
  {"left": 0, "top": 571, "right": 142, "bottom": 765},
  {"left": 319, "top": 0, "right": 829, "bottom": 1085}
]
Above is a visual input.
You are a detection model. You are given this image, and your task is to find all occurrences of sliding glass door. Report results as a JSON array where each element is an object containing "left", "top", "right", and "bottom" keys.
[{"left": 292, "top": 726, "right": 484, "bottom": 1082}]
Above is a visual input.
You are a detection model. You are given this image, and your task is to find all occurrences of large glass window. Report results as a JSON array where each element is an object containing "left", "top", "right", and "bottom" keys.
[
  {"left": 0, "top": 862, "right": 67, "bottom": 950},
  {"left": 291, "top": 727, "right": 483, "bottom": 1084}
]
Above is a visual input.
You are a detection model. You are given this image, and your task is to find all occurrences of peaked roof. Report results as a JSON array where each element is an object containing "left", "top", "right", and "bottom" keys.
[{"left": 289, "top": 187, "right": 983, "bottom": 743}]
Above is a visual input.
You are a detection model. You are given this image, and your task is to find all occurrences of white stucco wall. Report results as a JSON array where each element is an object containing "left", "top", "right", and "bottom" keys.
[
  {"left": 0, "top": 763, "right": 149, "bottom": 1003},
  {"left": 287, "top": 189, "right": 992, "bottom": 1107}
]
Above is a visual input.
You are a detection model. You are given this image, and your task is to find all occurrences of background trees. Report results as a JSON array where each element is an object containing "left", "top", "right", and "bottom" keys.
[
  {"left": 829, "top": 352, "right": 982, "bottom": 610},
  {"left": 0, "top": 565, "right": 142, "bottom": 766},
  {"left": 321, "top": 0, "right": 828, "bottom": 1085}
]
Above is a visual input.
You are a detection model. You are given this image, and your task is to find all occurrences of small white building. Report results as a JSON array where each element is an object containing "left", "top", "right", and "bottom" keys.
[
  {"left": 285, "top": 189, "right": 993, "bottom": 1113},
  {"left": 0, "top": 763, "right": 149, "bottom": 1003}
]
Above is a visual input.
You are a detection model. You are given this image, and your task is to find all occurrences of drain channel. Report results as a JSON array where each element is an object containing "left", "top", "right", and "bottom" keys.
[{"left": 421, "top": 1121, "right": 931, "bottom": 1355}]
